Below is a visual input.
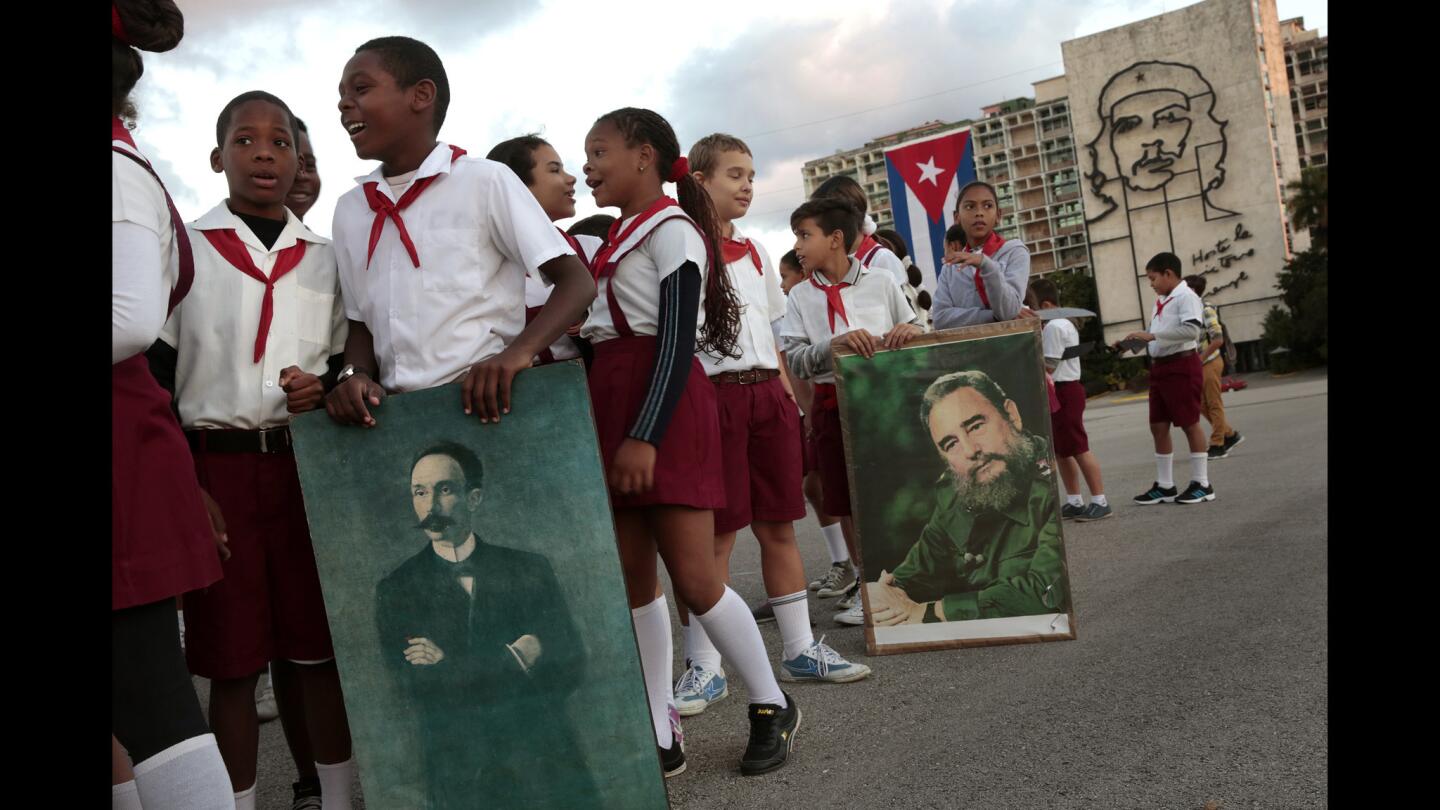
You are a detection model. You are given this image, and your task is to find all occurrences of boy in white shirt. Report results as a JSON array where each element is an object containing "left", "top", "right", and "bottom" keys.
[
  {"left": 671, "top": 136, "right": 871, "bottom": 718},
  {"left": 1118, "top": 252, "right": 1215, "bottom": 505},
  {"left": 810, "top": 175, "right": 908, "bottom": 287},
  {"left": 1031, "top": 278, "right": 1111, "bottom": 521},
  {"left": 782, "top": 197, "right": 923, "bottom": 626},
  {"left": 325, "top": 36, "right": 593, "bottom": 426}
]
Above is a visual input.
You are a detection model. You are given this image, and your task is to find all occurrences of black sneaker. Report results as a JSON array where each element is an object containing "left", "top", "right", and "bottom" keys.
[
  {"left": 659, "top": 738, "right": 686, "bottom": 778},
  {"left": 751, "top": 599, "right": 775, "bottom": 624},
  {"left": 1207, "top": 444, "right": 1229, "bottom": 459},
  {"left": 1061, "top": 502, "right": 1086, "bottom": 520},
  {"left": 1075, "top": 502, "right": 1113, "bottom": 521},
  {"left": 291, "top": 778, "right": 322, "bottom": 810},
  {"left": 1175, "top": 481, "right": 1216, "bottom": 504},
  {"left": 1133, "top": 482, "right": 1178, "bottom": 505},
  {"left": 741, "top": 692, "right": 801, "bottom": 775},
  {"left": 1223, "top": 432, "right": 1244, "bottom": 451}
]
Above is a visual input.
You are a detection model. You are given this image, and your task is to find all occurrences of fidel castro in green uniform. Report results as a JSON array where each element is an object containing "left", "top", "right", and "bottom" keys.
[{"left": 868, "top": 370, "right": 1068, "bottom": 625}]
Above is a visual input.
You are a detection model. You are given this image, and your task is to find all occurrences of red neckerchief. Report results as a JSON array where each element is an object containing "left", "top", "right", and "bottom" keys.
[
  {"left": 1155, "top": 290, "right": 1175, "bottom": 319},
  {"left": 201, "top": 229, "right": 308, "bottom": 363},
  {"left": 362, "top": 145, "right": 466, "bottom": 269},
  {"left": 964, "top": 231, "right": 1006, "bottom": 309},
  {"left": 587, "top": 196, "right": 678, "bottom": 281},
  {"left": 113, "top": 117, "right": 193, "bottom": 315},
  {"left": 721, "top": 235, "right": 762, "bottom": 274},
  {"left": 854, "top": 234, "right": 882, "bottom": 267},
  {"left": 809, "top": 271, "right": 852, "bottom": 332}
]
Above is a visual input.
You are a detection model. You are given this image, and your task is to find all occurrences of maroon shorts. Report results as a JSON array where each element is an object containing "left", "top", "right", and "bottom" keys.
[
  {"left": 1051, "top": 380, "right": 1089, "bottom": 457},
  {"left": 800, "top": 416, "right": 818, "bottom": 475},
  {"left": 183, "top": 448, "right": 335, "bottom": 680},
  {"left": 712, "top": 376, "right": 806, "bottom": 534},
  {"left": 811, "top": 404, "right": 852, "bottom": 517},
  {"left": 589, "top": 336, "right": 725, "bottom": 510},
  {"left": 1148, "top": 352, "right": 1203, "bottom": 428}
]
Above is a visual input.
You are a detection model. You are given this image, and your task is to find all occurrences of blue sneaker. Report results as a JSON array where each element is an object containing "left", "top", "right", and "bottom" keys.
[
  {"left": 674, "top": 664, "right": 728, "bottom": 716},
  {"left": 781, "top": 636, "right": 872, "bottom": 683}
]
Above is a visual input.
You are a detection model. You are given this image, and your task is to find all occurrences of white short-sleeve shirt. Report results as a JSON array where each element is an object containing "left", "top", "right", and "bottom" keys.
[
  {"left": 700, "top": 225, "right": 785, "bottom": 375},
  {"left": 581, "top": 210, "right": 709, "bottom": 343},
  {"left": 331, "top": 143, "right": 575, "bottom": 392},
  {"left": 1147, "top": 282, "right": 1204, "bottom": 358},
  {"left": 1042, "top": 317, "right": 1082, "bottom": 382},
  {"left": 780, "top": 258, "right": 918, "bottom": 384},
  {"left": 112, "top": 140, "right": 177, "bottom": 294},
  {"left": 161, "top": 202, "right": 346, "bottom": 429},
  {"left": 524, "top": 232, "right": 601, "bottom": 363}
]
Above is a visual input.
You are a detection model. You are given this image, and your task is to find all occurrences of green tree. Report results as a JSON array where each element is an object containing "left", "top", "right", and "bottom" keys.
[
  {"left": 1286, "top": 167, "right": 1327, "bottom": 250},
  {"left": 1261, "top": 247, "right": 1327, "bottom": 372},
  {"left": 1047, "top": 269, "right": 1145, "bottom": 393}
]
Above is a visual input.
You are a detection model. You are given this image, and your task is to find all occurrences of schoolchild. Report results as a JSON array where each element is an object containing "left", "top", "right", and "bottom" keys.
[
  {"left": 671, "top": 135, "right": 871, "bottom": 718},
  {"left": 1030, "top": 278, "right": 1111, "bottom": 522},
  {"left": 579, "top": 109, "right": 800, "bottom": 776},
  {"left": 810, "top": 175, "right": 907, "bottom": 287},
  {"left": 780, "top": 197, "right": 923, "bottom": 627},
  {"left": 325, "top": 37, "right": 593, "bottom": 427},
  {"left": 161, "top": 91, "right": 355, "bottom": 810},
  {"left": 932, "top": 182, "right": 1033, "bottom": 329},
  {"left": 487, "top": 133, "right": 601, "bottom": 366},
  {"left": 1120, "top": 253, "right": 1215, "bottom": 505}
]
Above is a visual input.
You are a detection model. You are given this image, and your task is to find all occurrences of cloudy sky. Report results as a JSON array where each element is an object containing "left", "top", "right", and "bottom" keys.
[{"left": 129, "top": 0, "right": 1326, "bottom": 262}]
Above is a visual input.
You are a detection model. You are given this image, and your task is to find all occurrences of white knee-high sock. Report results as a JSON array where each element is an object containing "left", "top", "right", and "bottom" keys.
[
  {"left": 821, "top": 523, "right": 849, "bottom": 564},
  {"left": 1190, "top": 452, "right": 1209, "bottom": 487},
  {"left": 315, "top": 758, "right": 356, "bottom": 810},
  {"left": 630, "top": 596, "right": 676, "bottom": 749},
  {"left": 132, "top": 734, "right": 235, "bottom": 810},
  {"left": 770, "top": 590, "right": 814, "bottom": 660},
  {"left": 695, "top": 587, "right": 786, "bottom": 708},
  {"left": 232, "top": 784, "right": 255, "bottom": 810},
  {"left": 112, "top": 780, "right": 143, "bottom": 810},
  {"left": 683, "top": 614, "right": 723, "bottom": 673},
  {"left": 1155, "top": 453, "right": 1174, "bottom": 489}
]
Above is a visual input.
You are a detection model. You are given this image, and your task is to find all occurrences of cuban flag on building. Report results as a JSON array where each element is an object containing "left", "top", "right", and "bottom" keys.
[{"left": 884, "top": 128, "right": 975, "bottom": 299}]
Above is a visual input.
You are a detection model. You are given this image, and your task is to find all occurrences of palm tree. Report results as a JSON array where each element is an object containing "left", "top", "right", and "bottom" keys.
[{"left": 1286, "top": 167, "right": 1327, "bottom": 250}]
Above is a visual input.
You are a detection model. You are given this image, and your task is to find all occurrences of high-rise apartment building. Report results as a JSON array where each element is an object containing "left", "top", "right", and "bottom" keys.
[{"left": 1280, "top": 17, "right": 1328, "bottom": 169}]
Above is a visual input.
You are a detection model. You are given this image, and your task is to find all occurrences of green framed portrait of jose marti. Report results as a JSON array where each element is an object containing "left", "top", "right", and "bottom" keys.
[
  {"left": 833, "top": 319, "right": 1078, "bottom": 656},
  {"left": 289, "top": 361, "right": 669, "bottom": 810}
]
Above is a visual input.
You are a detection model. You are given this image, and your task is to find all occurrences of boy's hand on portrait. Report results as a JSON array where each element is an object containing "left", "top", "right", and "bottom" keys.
[
  {"left": 404, "top": 637, "right": 445, "bottom": 666},
  {"left": 326, "top": 372, "right": 385, "bottom": 427},
  {"left": 464, "top": 346, "right": 531, "bottom": 423},
  {"left": 611, "top": 438, "right": 657, "bottom": 495},
  {"left": 881, "top": 323, "right": 921, "bottom": 350},
  {"left": 199, "top": 488, "right": 230, "bottom": 562},
  {"left": 835, "top": 328, "right": 878, "bottom": 358},
  {"left": 279, "top": 365, "right": 324, "bottom": 413}
]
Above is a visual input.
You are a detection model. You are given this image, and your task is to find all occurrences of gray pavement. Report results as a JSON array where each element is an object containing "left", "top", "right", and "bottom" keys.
[{"left": 221, "top": 368, "right": 1328, "bottom": 809}]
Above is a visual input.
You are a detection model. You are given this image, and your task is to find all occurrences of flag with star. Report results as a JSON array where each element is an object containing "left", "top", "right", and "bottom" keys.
[{"left": 883, "top": 127, "right": 976, "bottom": 300}]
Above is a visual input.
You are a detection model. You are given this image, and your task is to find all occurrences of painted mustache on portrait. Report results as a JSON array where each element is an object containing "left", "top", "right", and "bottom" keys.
[
  {"left": 417, "top": 514, "right": 456, "bottom": 532},
  {"left": 947, "top": 432, "right": 1041, "bottom": 513}
]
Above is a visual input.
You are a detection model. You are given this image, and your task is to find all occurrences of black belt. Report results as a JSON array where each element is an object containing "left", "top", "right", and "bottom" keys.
[
  {"left": 185, "top": 427, "right": 294, "bottom": 454},
  {"left": 709, "top": 368, "right": 780, "bottom": 385}
]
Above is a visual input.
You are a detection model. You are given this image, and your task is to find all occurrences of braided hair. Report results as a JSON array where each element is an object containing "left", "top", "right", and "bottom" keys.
[{"left": 593, "top": 107, "right": 742, "bottom": 359}]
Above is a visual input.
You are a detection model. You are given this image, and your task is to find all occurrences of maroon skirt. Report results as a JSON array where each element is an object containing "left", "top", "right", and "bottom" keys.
[
  {"left": 112, "top": 354, "right": 223, "bottom": 610},
  {"left": 589, "top": 336, "right": 725, "bottom": 510}
]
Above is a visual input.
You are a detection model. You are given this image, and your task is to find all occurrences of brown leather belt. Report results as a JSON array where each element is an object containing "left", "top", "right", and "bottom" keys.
[
  {"left": 709, "top": 368, "right": 780, "bottom": 385},
  {"left": 185, "top": 426, "right": 294, "bottom": 454}
]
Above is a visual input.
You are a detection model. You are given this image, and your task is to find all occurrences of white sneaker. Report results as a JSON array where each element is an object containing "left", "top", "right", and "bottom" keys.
[
  {"left": 834, "top": 599, "right": 865, "bottom": 626},
  {"left": 673, "top": 664, "right": 728, "bottom": 717},
  {"left": 835, "top": 580, "right": 860, "bottom": 610},
  {"left": 256, "top": 676, "right": 279, "bottom": 723}
]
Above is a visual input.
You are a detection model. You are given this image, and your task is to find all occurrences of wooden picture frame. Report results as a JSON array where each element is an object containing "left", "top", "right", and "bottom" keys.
[{"left": 833, "top": 319, "right": 1079, "bottom": 655}]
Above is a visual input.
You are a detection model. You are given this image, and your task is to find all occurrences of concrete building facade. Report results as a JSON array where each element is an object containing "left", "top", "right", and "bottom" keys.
[
  {"left": 1061, "top": 0, "right": 1307, "bottom": 363},
  {"left": 972, "top": 76, "right": 1091, "bottom": 278},
  {"left": 1281, "top": 17, "right": 1328, "bottom": 169}
]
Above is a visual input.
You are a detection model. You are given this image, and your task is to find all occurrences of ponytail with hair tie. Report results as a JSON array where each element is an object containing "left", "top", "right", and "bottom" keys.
[{"left": 667, "top": 157, "right": 690, "bottom": 183}]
